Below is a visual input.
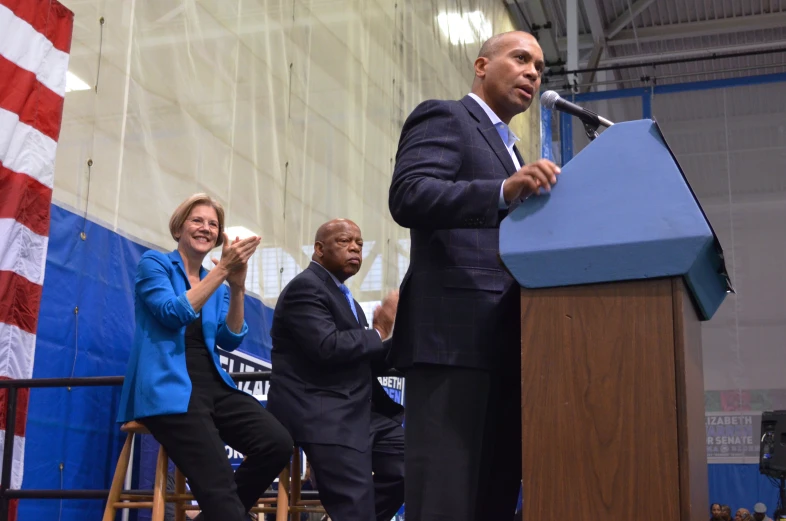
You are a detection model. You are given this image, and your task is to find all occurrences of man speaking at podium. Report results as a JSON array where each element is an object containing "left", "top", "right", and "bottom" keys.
[{"left": 388, "top": 31, "right": 560, "bottom": 521}]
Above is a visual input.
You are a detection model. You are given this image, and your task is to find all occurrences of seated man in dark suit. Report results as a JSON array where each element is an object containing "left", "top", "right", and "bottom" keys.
[{"left": 267, "top": 218, "right": 404, "bottom": 521}]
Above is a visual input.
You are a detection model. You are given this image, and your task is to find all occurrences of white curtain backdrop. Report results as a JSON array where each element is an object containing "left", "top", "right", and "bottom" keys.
[{"left": 56, "top": 0, "right": 542, "bottom": 318}]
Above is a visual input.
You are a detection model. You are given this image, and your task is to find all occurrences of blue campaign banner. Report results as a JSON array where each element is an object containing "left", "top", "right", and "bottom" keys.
[
  {"left": 378, "top": 375, "right": 406, "bottom": 520},
  {"left": 378, "top": 375, "right": 405, "bottom": 406},
  {"left": 216, "top": 349, "right": 271, "bottom": 469}
]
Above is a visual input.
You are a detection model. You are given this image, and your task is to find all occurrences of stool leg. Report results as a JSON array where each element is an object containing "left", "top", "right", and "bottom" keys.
[
  {"left": 102, "top": 433, "right": 133, "bottom": 521},
  {"left": 151, "top": 445, "right": 168, "bottom": 521},
  {"left": 174, "top": 466, "right": 186, "bottom": 521},
  {"left": 276, "top": 464, "right": 290, "bottom": 521},
  {"left": 290, "top": 450, "right": 302, "bottom": 521}
]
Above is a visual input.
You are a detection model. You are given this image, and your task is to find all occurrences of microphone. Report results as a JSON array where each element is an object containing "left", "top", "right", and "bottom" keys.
[{"left": 540, "top": 90, "right": 614, "bottom": 128}]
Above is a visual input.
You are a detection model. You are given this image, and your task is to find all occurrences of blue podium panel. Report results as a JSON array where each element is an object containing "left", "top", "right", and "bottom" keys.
[{"left": 500, "top": 119, "right": 730, "bottom": 320}]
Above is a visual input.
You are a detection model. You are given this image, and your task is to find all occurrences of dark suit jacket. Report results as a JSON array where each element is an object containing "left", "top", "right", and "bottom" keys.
[
  {"left": 267, "top": 263, "right": 404, "bottom": 452},
  {"left": 388, "top": 95, "right": 524, "bottom": 371}
]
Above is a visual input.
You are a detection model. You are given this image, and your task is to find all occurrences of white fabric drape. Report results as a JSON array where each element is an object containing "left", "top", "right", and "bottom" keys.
[{"left": 56, "top": 0, "right": 541, "bottom": 315}]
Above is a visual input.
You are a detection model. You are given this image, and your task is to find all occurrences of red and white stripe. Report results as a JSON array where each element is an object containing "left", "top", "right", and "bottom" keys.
[{"left": 0, "top": 0, "right": 73, "bottom": 517}]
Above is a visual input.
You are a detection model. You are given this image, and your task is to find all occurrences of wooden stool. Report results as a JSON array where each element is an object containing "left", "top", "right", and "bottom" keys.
[
  {"left": 102, "top": 421, "right": 192, "bottom": 521},
  {"left": 250, "top": 462, "right": 293, "bottom": 521},
  {"left": 104, "top": 421, "right": 288, "bottom": 520},
  {"left": 253, "top": 447, "right": 326, "bottom": 521}
]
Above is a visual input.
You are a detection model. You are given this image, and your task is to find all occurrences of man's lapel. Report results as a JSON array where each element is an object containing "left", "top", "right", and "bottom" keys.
[{"left": 461, "top": 95, "right": 518, "bottom": 176}]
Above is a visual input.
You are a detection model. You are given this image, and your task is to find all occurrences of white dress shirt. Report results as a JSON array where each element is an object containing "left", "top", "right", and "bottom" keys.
[{"left": 467, "top": 93, "right": 521, "bottom": 208}]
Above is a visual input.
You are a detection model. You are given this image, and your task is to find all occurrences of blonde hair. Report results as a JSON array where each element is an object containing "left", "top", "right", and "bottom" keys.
[{"left": 168, "top": 193, "right": 225, "bottom": 247}]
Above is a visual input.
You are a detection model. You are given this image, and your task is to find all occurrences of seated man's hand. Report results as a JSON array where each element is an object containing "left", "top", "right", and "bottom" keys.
[{"left": 373, "top": 290, "right": 399, "bottom": 339}]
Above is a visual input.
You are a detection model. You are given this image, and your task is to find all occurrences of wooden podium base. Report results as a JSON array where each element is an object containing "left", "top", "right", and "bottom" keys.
[{"left": 520, "top": 277, "right": 707, "bottom": 520}]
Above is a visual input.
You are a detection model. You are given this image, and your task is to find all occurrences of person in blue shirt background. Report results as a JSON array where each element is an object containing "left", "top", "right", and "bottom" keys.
[{"left": 117, "top": 193, "right": 292, "bottom": 521}]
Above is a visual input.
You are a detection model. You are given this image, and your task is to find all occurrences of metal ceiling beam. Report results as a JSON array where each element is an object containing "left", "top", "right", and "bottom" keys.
[
  {"left": 578, "top": 0, "right": 606, "bottom": 90},
  {"left": 566, "top": 0, "right": 579, "bottom": 90},
  {"left": 580, "top": 0, "right": 605, "bottom": 43},
  {"left": 606, "top": 0, "right": 657, "bottom": 39},
  {"left": 505, "top": 0, "right": 562, "bottom": 64},
  {"left": 579, "top": 43, "right": 605, "bottom": 92},
  {"left": 586, "top": 40, "right": 786, "bottom": 67},
  {"left": 559, "top": 12, "right": 786, "bottom": 51}
]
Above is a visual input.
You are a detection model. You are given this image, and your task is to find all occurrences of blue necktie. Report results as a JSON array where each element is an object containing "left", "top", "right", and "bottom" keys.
[{"left": 339, "top": 284, "right": 359, "bottom": 323}]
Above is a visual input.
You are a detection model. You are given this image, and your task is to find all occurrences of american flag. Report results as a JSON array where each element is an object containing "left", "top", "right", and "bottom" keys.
[{"left": 0, "top": 0, "right": 73, "bottom": 517}]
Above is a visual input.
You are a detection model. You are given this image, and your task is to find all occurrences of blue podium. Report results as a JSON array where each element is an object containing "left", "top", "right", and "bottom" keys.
[{"left": 500, "top": 120, "right": 730, "bottom": 519}]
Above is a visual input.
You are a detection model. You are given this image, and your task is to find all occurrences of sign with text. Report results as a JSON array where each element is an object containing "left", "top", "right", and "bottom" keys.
[
  {"left": 706, "top": 411, "right": 761, "bottom": 464},
  {"left": 218, "top": 348, "right": 270, "bottom": 401},
  {"left": 218, "top": 349, "right": 270, "bottom": 468},
  {"left": 378, "top": 375, "right": 405, "bottom": 405}
]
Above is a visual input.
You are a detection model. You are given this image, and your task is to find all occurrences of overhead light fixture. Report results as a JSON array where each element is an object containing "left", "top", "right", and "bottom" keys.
[
  {"left": 65, "top": 71, "right": 90, "bottom": 92},
  {"left": 437, "top": 11, "right": 492, "bottom": 45},
  {"left": 225, "top": 226, "right": 259, "bottom": 241}
]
